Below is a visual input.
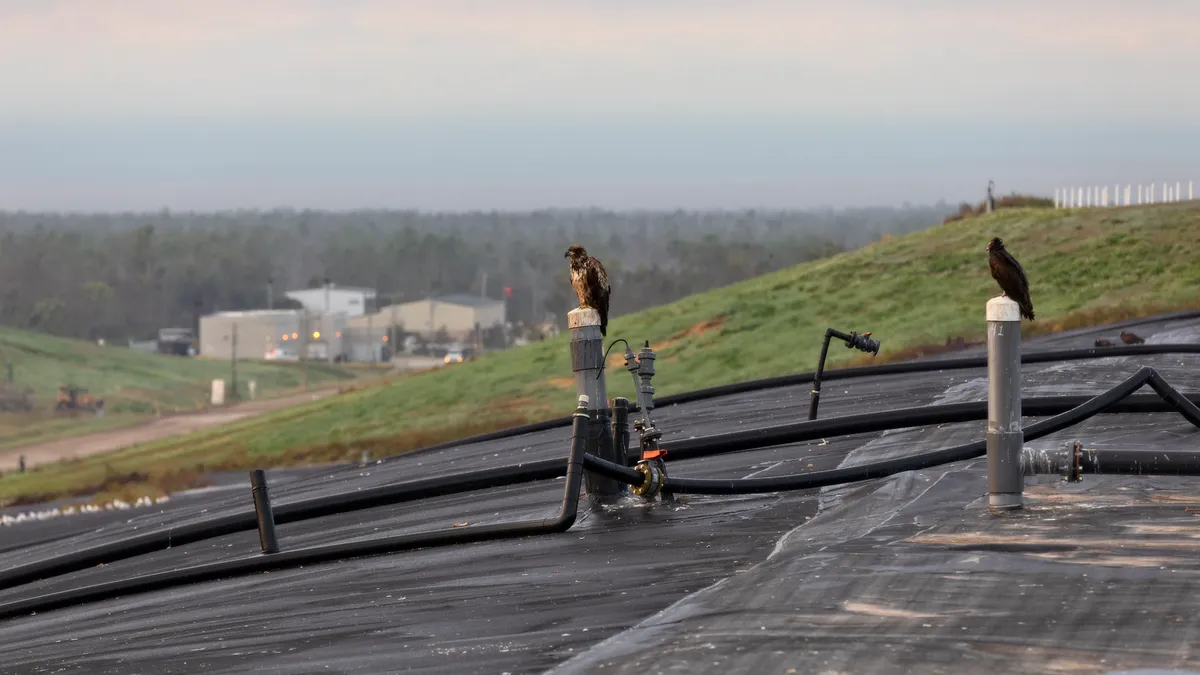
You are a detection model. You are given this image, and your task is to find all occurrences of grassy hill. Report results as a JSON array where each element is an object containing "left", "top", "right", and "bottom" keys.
[
  {"left": 0, "top": 328, "right": 359, "bottom": 450},
  {"left": 3, "top": 201, "right": 1198, "bottom": 505}
]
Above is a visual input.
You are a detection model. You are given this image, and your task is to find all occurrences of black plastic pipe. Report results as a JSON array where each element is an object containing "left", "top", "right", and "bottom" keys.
[
  {"left": 1079, "top": 449, "right": 1200, "bottom": 476},
  {"left": 249, "top": 470, "right": 280, "bottom": 555},
  {"left": 4, "top": 389, "right": 1197, "bottom": 592},
  {"left": 809, "top": 328, "right": 881, "bottom": 421},
  {"left": 0, "top": 402, "right": 594, "bottom": 623},
  {"left": 387, "top": 343, "right": 1200, "bottom": 459},
  {"left": 658, "top": 367, "right": 1200, "bottom": 494},
  {"left": 1024, "top": 442, "right": 1200, "bottom": 478}
]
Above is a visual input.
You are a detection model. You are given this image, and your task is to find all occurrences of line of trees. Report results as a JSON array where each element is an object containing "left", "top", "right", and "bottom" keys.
[{"left": 0, "top": 204, "right": 959, "bottom": 342}]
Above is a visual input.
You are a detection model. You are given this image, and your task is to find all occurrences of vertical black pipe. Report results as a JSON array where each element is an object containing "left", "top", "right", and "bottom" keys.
[
  {"left": 612, "top": 397, "right": 633, "bottom": 465},
  {"left": 249, "top": 469, "right": 280, "bottom": 554},
  {"left": 809, "top": 330, "right": 836, "bottom": 420}
]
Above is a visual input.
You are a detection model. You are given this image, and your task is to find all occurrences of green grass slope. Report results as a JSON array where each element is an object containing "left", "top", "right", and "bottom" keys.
[
  {"left": 0, "top": 328, "right": 358, "bottom": 450},
  {"left": 3, "top": 202, "right": 1199, "bottom": 504}
]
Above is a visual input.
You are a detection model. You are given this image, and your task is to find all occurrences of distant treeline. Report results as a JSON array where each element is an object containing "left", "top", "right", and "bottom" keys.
[{"left": 0, "top": 204, "right": 960, "bottom": 342}]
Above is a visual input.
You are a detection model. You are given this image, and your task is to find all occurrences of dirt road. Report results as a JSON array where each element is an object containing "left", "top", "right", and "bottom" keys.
[{"left": 0, "top": 388, "right": 341, "bottom": 472}]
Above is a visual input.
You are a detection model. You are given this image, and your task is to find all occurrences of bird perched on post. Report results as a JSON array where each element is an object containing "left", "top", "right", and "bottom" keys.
[
  {"left": 1119, "top": 331, "right": 1145, "bottom": 345},
  {"left": 565, "top": 244, "right": 611, "bottom": 336},
  {"left": 987, "top": 237, "right": 1035, "bottom": 321}
]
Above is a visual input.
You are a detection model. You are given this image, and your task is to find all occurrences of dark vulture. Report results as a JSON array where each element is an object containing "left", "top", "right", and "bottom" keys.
[
  {"left": 565, "top": 244, "right": 611, "bottom": 336},
  {"left": 987, "top": 237, "right": 1035, "bottom": 321},
  {"left": 1119, "top": 331, "right": 1145, "bottom": 345}
]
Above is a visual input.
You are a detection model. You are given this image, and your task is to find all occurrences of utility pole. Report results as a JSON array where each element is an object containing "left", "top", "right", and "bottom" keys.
[
  {"left": 368, "top": 311, "right": 375, "bottom": 366},
  {"left": 300, "top": 312, "right": 309, "bottom": 391},
  {"left": 481, "top": 271, "right": 488, "bottom": 299},
  {"left": 230, "top": 322, "right": 239, "bottom": 402},
  {"left": 323, "top": 277, "right": 333, "bottom": 364},
  {"left": 267, "top": 275, "right": 274, "bottom": 311}
]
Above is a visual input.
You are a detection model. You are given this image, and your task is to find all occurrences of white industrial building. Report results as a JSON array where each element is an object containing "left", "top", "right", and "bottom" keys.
[{"left": 284, "top": 285, "right": 377, "bottom": 318}]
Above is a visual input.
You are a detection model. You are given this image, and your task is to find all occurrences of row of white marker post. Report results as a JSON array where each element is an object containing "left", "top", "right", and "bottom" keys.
[{"left": 1055, "top": 181, "right": 1193, "bottom": 209}]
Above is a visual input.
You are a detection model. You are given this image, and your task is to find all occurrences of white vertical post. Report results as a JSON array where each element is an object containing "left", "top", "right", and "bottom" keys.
[
  {"left": 1190, "top": 181, "right": 1194, "bottom": 201},
  {"left": 1125, "top": 184, "right": 1131, "bottom": 206},
  {"left": 1054, "top": 188, "right": 1060, "bottom": 209},
  {"left": 987, "top": 296, "right": 1024, "bottom": 511},
  {"left": 1138, "top": 184, "right": 1143, "bottom": 204},
  {"left": 1102, "top": 186, "right": 1108, "bottom": 207}
]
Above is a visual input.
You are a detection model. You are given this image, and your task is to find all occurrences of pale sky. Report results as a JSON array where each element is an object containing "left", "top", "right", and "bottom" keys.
[{"left": 1, "top": 0, "right": 1197, "bottom": 211}]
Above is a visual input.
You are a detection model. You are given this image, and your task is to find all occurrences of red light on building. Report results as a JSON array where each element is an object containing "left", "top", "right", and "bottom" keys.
[{"left": 504, "top": 286, "right": 513, "bottom": 297}]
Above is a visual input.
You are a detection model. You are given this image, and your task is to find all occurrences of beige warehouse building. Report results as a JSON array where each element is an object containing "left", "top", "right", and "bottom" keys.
[{"left": 350, "top": 294, "right": 506, "bottom": 342}]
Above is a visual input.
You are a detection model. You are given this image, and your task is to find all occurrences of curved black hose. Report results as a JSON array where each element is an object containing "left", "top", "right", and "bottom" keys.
[
  {"left": 583, "top": 453, "right": 645, "bottom": 486},
  {"left": 396, "top": 343, "right": 1200, "bottom": 458},
  {"left": 659, "top": 391, "right": 1200, "bottom": 463},
  {"left": 0, "top": 407, "right": 593, "bottom": 623},
  {"left": 660, "top": 367, "right": 1200, "bottom": 494},
  {"left": 4, "top": 390, "right": 1196, "bottom": 592},
  {"left": 660, "top": 344, "right": 1200, "bottom": 408}
]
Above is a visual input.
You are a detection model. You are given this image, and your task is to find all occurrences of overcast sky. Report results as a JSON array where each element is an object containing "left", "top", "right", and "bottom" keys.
[{"left": 1, "top": 0, "right": 1197, "bottom": 211}]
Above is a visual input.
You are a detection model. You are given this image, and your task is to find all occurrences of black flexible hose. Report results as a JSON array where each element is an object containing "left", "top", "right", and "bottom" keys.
[
  {"left": 398, "top": 343, "right": 1200, "bottom": 457},
  {"left": 659, "top": 392, "right": 1200, "bottom": 463},
  {"left": 660, "top": 344, "right": 1200, "bottom": 408},
  {"left": 0, "top": 406, "right": 593, "bottom": 623},
  {"left": 4, "top": 390, "right": 1197, "bottom": 592},
  {"left": 582, "top": 453, "right": 646, "bottom": 486},
  {"left": 658, "top": 367, "right": 1200, "bottom": 494},
  {"left": 0, "top": 458, "right": 566, "bottom": 591}
]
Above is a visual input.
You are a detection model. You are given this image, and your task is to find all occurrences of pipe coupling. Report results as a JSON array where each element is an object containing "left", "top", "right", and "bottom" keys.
[
  {"left": 630, "top": 460, "right": 665, "bottom": 497},
  {"left": 1066, "top": 440, "right": 1083, "bottom": 483}
]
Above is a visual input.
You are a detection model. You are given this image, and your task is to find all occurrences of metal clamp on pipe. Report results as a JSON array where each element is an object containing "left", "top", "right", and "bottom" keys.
[
  {"left": 630, "top": 459, "right": 666, "bottom": 498},
  {"left": 809, "top": 327, "right": 882, "bottom": 420}
]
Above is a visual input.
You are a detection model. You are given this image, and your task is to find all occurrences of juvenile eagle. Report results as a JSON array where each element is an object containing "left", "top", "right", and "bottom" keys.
[
  {"left": 987, "top": 237, "right": 1035, "bottom": 321},
  {"left": 565, "top": 244, "right": 611, "bottom": 336}
]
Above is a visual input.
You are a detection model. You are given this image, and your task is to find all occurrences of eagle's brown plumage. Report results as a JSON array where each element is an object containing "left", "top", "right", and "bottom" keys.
[
  {"left": 565, "top": 244, "right": 611, "bottom": 336},
  {"left": 987, "top": 237, "right": 1035, "bottom": 321}
]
